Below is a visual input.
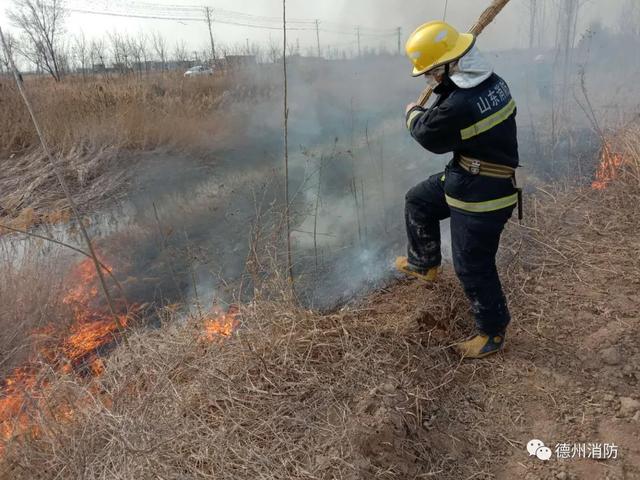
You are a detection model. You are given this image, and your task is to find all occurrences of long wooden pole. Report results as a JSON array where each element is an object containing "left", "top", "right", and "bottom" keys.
[{"left": 417, "top": 0, "right": 512, "bottom": 106}]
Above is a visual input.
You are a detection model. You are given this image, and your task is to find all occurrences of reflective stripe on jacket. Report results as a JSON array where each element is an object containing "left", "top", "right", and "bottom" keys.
[{"left": 406, "top": 73, "right": 519, "bottom": 211}]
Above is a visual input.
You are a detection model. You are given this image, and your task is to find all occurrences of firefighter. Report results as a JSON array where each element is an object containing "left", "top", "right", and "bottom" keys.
[{"left": 396, "top": 21, "right": 520, "bottom": 359}]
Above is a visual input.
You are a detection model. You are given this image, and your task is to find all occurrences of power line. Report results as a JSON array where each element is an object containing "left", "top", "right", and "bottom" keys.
[
  {"left": 68, "top": 8, "right": 318, "bottom": 31},
  {"left": 68, "top": 0, "right": 318, "bottom": 26},
  {"left": 69, "top": 8, "right": 202, "bottom": 23},
  {"left": 65, "top": 0, "right": 397, "bottom": 36}
]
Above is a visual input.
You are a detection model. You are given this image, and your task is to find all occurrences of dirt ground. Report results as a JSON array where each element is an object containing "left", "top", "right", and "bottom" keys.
[{"left": 349, "top": 180, "right": 640, "bottom": 479}]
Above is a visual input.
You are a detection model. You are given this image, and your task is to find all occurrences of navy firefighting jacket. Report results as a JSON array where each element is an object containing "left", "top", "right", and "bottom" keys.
[{"left": 406, "top": 73, "right": 519, "bottom": 207}]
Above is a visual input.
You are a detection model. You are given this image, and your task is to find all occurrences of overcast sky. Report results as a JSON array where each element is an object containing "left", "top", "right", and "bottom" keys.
[{"left": 0, "top": 0, "right": 629, "bottom": 57}]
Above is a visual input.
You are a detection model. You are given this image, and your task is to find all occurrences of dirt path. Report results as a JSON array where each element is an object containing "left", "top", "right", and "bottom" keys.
[
  {"left": 490, "top": 185, "right": 640, "bottom": 480},
  {"left": 351, "top": 182, "right": 640, "bottom": 479}
]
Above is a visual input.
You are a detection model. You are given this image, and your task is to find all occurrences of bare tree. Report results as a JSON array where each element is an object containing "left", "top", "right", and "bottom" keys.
[
  {"left": 0, "top": 32, "right": 17, "bottom": 76},
  {"left": 173, "top": 40, "right": 189, "bottom": 64},
  {"left": 151, "top": 31, "right": 167, "bottom": 71},
  {"left": 56, "top": 36, "right": 71, "bottom": 76},
  {"left": 108, "top": 31, "right": 129, "bottom": 74},
  {"left": 90, "top": 38, "right": 107, "bottom": 74},
  {"left": 267, "top": 36, "right": 280, "bottom": 63},
  {"left": 127, "top": 34, "right": 145, "bottom": 77},
  {"left": 73, "top": 31, "right": 88, "bottom": 79},
  {"left": 137, "top": 32, "right": 150, "bottom": 75},
  {"left": 554, "top": 0, "right": 586, "bottom": 98},
  {"left": 545, "top": 0, "right": 589, "bottom": 164},
  {"left": 252, "top": 43, "right": 267, "bottom": 64},
  {"left": 286, "top": 41, "right": 297, "bottom": 58},
  {"left": 8, "top": 0, "right": 66, "bottom": 81}
]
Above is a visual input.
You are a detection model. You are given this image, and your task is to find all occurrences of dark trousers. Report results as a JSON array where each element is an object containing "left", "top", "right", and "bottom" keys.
[{"left": 405, "top": 170, "right": 513, "bottom": 336}]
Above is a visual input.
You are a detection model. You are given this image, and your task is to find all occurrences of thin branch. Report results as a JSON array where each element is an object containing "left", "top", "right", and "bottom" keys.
[
  {"left": 282, "top": 0, "right": 293, "bottom": 289},
  {"left": 0, "top": 222, "right": 129, "bottom": 310},
  {"left": 0, "top": 25, "right": 124, "bottom": 331}
]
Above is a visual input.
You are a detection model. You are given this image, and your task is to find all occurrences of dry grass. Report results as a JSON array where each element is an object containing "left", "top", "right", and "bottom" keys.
[
  {"left": 0, "top": 243, "right": 68, "bottom": 379},
  {"left": 0, "top": 71, "right": 272, "bottom": 156},
  {"left": 618, "top": 127, "right": 640, "bottom": 185},
  {"left": 0, "top": 69, "right": 277, "bottom": 229},
  {"left": 0, "top": 147, "right": 127, "bottom": 227},
  {"left": 0, "top": 276, "right": 471, "bottom": 479},
  {"left": 1, "top": 128, "right": 639, "bottom": 479}
]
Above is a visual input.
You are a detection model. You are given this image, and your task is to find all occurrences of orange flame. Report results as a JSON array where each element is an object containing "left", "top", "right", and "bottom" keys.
[
  {"left": 61, "top": 259, "right": 131, "bottom": 372},
  {"left": 0, "top": 257, "right": 129, "bottom": 451},
  {"left": 1, "top": 257, "right": 238, "bottom": 453},
  {"left": 0, "top": 368, "right": 38, "bottom": 447},
  {"left": 202, "top": 305, "right": 239, "bottom": 342},
  {"left": 592, "top": 144, "right": 625, "bottom": 190}
]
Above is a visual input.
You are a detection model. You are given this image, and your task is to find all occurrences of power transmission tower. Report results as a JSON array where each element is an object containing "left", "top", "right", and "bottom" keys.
[
  {"left": 356, "top": 26, "right": 361, "bottom": 57},
  {"left": 204, "top": 7, "right": 216, "bottom": 63},
  {"left": 315, "top": 19, "right": 321, "bottom": 57},
  {"left": 397, "top": 27, "right": 402, "bottom": 55}
]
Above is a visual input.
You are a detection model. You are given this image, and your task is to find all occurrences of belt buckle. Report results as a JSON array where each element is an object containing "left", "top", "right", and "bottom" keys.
[{"left": 469, "top": 159, "right": 481, "bottom": 175}]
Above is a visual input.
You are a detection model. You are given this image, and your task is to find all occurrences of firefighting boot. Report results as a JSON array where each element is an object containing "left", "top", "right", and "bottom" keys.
[
  {"left": 395, "top": 257, "right": 438, "bottom": 282},
  {"left": 455, "top": 332, "right": 505, "bottom": 359}
]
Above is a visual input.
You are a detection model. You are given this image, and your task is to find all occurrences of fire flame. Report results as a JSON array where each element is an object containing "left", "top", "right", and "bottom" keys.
[
  {"left": 0, "top": 257, "right": 239, "bottom": 454},
  {"left": 592, "top": 144, "right": 625, "bottom": 190},
  {"left": 0, "top": 368, "right": 38, "bottom": 445},
  {"left": 61, "top": 259, "right": 130, "bottom": 372},
  {"left": 203, "top": 305, "right": 239, "bottom": 342},
  {"left": 0, "top": 257, "right": 128, "bottom": 452}
]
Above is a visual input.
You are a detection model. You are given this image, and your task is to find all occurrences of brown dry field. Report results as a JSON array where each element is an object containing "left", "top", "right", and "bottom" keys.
[
  {"left": 0, "top": 131, "right": 638, "bottom": 479},
  {"left": 0, "top": 71, "right": 264, "bottom": 156},
  {"left": 0, "top": 70, "right": 273, "bottom": 230}
]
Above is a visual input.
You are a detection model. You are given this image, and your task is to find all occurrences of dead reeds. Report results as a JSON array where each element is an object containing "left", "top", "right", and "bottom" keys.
[
  {"left": 0, "top": 70, "right": 263, "bottom": 157},
  {"left": 0, "top": 242, "right": 68, "bottom": 380},
  {"left": 2, "top": 148, "right": 639, "bottom": 478},
  {"left": 1, "top": 272, "right": 471, "bottom": 479}
]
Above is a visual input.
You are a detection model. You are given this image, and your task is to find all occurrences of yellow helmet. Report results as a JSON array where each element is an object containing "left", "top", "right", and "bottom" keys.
[{"left": 405, "top": 21, "right": 475, "bottom": 77}]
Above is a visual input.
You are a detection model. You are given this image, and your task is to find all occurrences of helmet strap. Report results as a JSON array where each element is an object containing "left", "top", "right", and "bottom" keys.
[{"left": 441, "top": 63, "right": 457, "bottom": 89}]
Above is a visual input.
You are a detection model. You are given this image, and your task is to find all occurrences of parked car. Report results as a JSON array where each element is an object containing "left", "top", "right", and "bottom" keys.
[{"left": 184, "top": 66, "right": 214, "bottom": 77}]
